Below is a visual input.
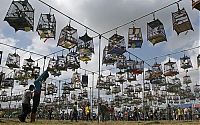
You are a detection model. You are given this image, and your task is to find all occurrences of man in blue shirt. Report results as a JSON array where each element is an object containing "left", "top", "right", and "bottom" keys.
[{"left": 31, "top": 70, "right": 49, "bottom": 122}]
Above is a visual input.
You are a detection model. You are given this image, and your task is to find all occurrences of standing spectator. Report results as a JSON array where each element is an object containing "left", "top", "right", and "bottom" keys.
[
  {"left": 61, "top": 111, "right": 65, "bottom": 120},
  {"left": 31, "top": 70, "right": 49, "bottom": 122},
  {"left": 18, "top": 85, "right": 35, "bottom": 122},
  {"left": 71, "top": 102, "right": 78, "bottom": 122},
  {"left": 48, "top": 108, "right": 53, "bottom": 120},
  {"left": 85, "top": 103, "right": 91, "bottom": 121}
]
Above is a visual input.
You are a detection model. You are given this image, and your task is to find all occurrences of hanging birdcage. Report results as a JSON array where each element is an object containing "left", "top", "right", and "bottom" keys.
[
  {"left": 147, "top": 18, "right": 167, "bottom": 45},
  {"left": 127, "top": 72, "right": 136, "bottom": 82},
  {"left": 180, "top": 55, "right": 193, "bottom": 69},
  {"left": 41, "top": 82, "right": 46, "bottom": 91},
  {"left": 114, "top": 95, "right": 122, "bottom": 102},
  {"left": 164, "top": 59, "right": 179, "bottom": 76},
  {"left": 4, "top": 0, "right": 34, "bottom": 32},
  {"left": 145, "top": 69, "right": 152, "bottom": 80},
  {"left": 102, "top": 46, "right": 117, "bottom": 66},
  {"left": 14, "top": 70, "right": 25, "bottom": 81},
  {"left": 135, "top": 83, "right": 142, "bottom": 92},
  {"left": 132, "top": 60, "right": 144, "bottom": 74},
  {"left": 72, "top": 72, "right": 81, "bottom": 89},
  {"left": 126, "top": 57, "right": 134, "bottom": 72},
  {"left": 66, "top": 50, "right": 80, "bottom": 70},
  {"left": 32, "top": 63, "right": 40, "bottom": 78},
  {"left": 172, "top": 5, "right": 193, "bottom": 35},
  {"left": 53, "top": 97, "right": 59, "bottom": 103},
  {"left": 197, "top": 54, "right": 200, "bottom": 68},
  {"left": 78, "top": 32, "right": 94, "bottom": 63},
  {"left": 108, "top": 33, "right": 126, "bottom": 55},
  {"left": 53, "top": 84, "right": 58, "bottom": 94},
  {"left": 6, "top": 52, "right": 20, "bottom": 69},
  {"left": 37, "top": 13, "right": 56, "bottom": 39},
  {"left": 112, "top": 84, "right": 121, "bottom": 94},
  {"left": 57, "top": 55, "right": 67, "bottom": 71},
  {"left": 58, "top": 24, "right": 78, "bottom": 49},
  {"left": 151, "top": 76, "right": 166, "bottom": 86},
  {"left": 82, "top": 89, "right": 88, "bottom": 98},
  {"left": 62, "top": 89, "right": 70, "bottom": 95},
  {"left": 172, "top": 77, "right": 182, "bottom": 87},
  {"left": 1, "top": 78, "right": 14, "bottom": 89},
  {"left": 193, "top": 84, "right": 200, "bottom": 93},
  {"left": 116, "top": 55, "right": 127, "bottom": 69},
  {"left": 22, "top": 56, "right": 35, "bottom": 71},
  {"left": 183, "top": 75, "right": 192, "bottom": 84},
  {"left": 44, "top": 97, "right": 51, "bottom": 103},
  {"left": 103, "top": 83, "right": 110, "bottom": 90},
  {"left": 0, "top": 51, "right": 2, "bottom": 65},
  {"left": 128, "top": 26, "right": 143, "bottom": 48},
  {"left": 71, "top": 93, "right": 76, "bottom": 100},
  {"left": 144, "top": 82, "right": 151, "bottom": 91},
  {"left": 96, "top": 75, "right": 105, "bottom": 89},
  {"left": 46, "top": 83, "right": 54, "bottom": 95},
  {"left": 82, "top": 75, "right": 88, "bottom": 88},
  {"left": 1, "top": 90, "right": 7, "bottom": 96},
  {"left": 116, "top": 70, "right": 126, "bottom": 83},
  {"left": 48, "top": 57, "right": 57, "bottom": 72},
  {"left": 192, "top": 0, "right": 200, "bottom": 10},
  {"left": 144, "top": 91, "right": 152, "bottom": 99},
  {"left": 152, "top": 84, "right": 160, "bottom": 91},
  {"left": 50, "top": 69, "right": 61, "bottom": 77},
  {"left": 127, "top": 84, "right": 134, "bottom": 92},
  {"left": 124, "top": 86, "right": 129, "bottom": 94},
  {"left": 105, "top": 89, "right": 112, "bottom": 95},
  {"left": 19, "top": 79, "right": 28, "bottom": 86},
  {"left": 185, "top": 85, "right": 191, "bottom": 92},
  {"left": 151, "top": 62, "right": 162, "bottom": 78},
  {"left": 105, "top": 73, "right": 115, "bottom": 86}
]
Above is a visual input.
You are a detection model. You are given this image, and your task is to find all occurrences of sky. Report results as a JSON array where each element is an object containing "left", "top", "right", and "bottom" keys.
[{"left": 0, "top": 0, "right": 199, "bottom": 108}]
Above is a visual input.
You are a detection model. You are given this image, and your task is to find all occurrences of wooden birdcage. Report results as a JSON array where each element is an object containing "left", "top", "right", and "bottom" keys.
[
  {"left": 53, "top": 84, "right": 58, "bottom": 94},
  {"left": 1, "top": 78, "right": 14, "bottom": 89},
  {"left": 144, "top": 82, "right": 151, "bottom": 91},
  {"left": 128, "top": 26, "right": 143, "bottom": 48},
  {"left": 116, "top": 70, "right": 126, "bottom": 83},
  {"left": 197, "top": 54, "right": 200, "bottom": 68},
  {"left": 19, "top": 79, "right": 28, "bottom": 86},
  {"left": 41, "top": 82, "right": 46, "bottom": 91},
  {"left": 185, "top": 85, "right": 191, "bottom": 92},
  {"left": 96, "top": 75, "right": 105, "bottom": 89},
  {"left": 151, "top": 62, "right": 162, "bottom": 78},
  {"left": 108, "top": 33, "right": 126, "bottom": 55},
  {"left": 4, "top": 0, "right": 34, "bottom": 32},
  {"left": 132, "top": 60, "right": 144, "bottom": 74},
  {"left": 135, "top": 83, "right": 142, "bottom": 92},
  {"left": 50, "top": 69, "right": 61, "bottom": 77},
  {"left": 14, "top": 70, "right": 25, "bottom": 80},
  {"left": 105, "top": 73, "right": 115, "bottom": 86},
  {"left": 124, "top": 87, "right": 129, "bottom": 94},
  {"left": 180, "top": 55, "right": 193, "bottom": 69},
  {"left": 66, "top": 50, "right": 80, "bottom": 70},
  {"left": 127, "top": 72, "right": 136, "bottom": 82},
  {"left": 164, "top": 59, "right": 179, "bottom": 76},
  {"left": 53, "top": 97, "right": 59, "bottom": 103},
  {"left": 44, "top": 97, "right": 51, "bottom": 103},
  {"left": 22, "top": 56, "right": 34, "bottom": 71},
  {"left": 127, "top": 84, "right": 134, "bottom": 92},
  {"left": 82, "top": 75, "right": 88, "bottom": 88},
  {"left": 144, "top": 91, "right": 152, "bottom": 99},
  {"left": 152, "top": 84, "right": 160, "bottom": 91},
  {"left": 126, "top": 57, "right": 134, "bottom": 72},
  {"left": 150, "top": 76, "right": 166, "bottom": 86},
  {"left": 37, "top": 13, "right": 56, "bottom": 39},
  {"left": 116, "top": 55, "right": 127, "bottom": 69},
  {"left": 102, "top": 46, "right": 116, "bottom": 66},
  {"left": 145, "top": 69, "right": 152, "bottom": 80},
  {"left": 6, "top": 52, "right": 20, "bottom": 69},
  {"left": 172, "top": 77, "right": 182, "bottom": 87},
  {"left": 172, "top": 5, "right": 193, "bottom": 35},
  {"left": 47, "top": 83, "right": 54, "bottom": 95},
  {"left": 82, "top": 89, "right": 88, "bottom": 97},
  {"left": 57, "top": 54, "right": 67, "bottom": 71},
  {"left": 1, "top": 90, "right": 7, "bottom": 96},
  {"left": 71, "top": 93, "right": 76, "bottom": 100},
  {"left": 183, "top": 75, "right": 192, "bottom": 84},
  {"left": 192, "top": 0, "right": 200, "bottom": 10},
  {"left": 103, "top": 83, "right": 110, "bottom": 90},
  {"left": 114, "top": 95, "right": 122, "bottom": 102},
  {"left": 147, "top": 19, "right": 167, "bottom": 45},
  {"left": 32, "top": 62, "right": 40, "bottom": 78},
  {"left": 48, "top": 57, "right": 57, "bottom": 72},
  {"left": 193, "top": 84, "right": 200, "bottom": 93},
  {"left": 78, "top": 32, "right": 94, "bottom": 63},
  {"left": 112, "top": 84, "right": 121, "bottom": 94},
  {"left": 72, "top": 72, "right": 81, "bottom": 89},
  {"left": 58, "top": 24, "right": 78, "bottom": 49}
]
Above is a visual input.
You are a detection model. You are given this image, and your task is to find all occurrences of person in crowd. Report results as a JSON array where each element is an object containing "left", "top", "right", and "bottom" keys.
[
  {"left": 31, "top": 70, "right": 49, "bottom": 122},
  {"left": 61, "top": 110, "right": 65, "bottom": 120},
  {"left": 18, "top": 85, "right": 35, "bottom": 122},
  {"left": 71, "top": 102, "right": 78, "bottom": 122},
  {"left": 85, "top": 102, "right": 91, "bottom": 121},
  {"left": 48, "top": 108, "right": 53, "bottom": 120}
]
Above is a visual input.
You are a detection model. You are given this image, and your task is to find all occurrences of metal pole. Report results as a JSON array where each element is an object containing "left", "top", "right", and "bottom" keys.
[
  {"left": 142, "top": 62, "right": 145, "bottom": 121},
  {"left": 8, "top": 87, "right": 13, "bottom": 119},
  {"left": 58, "top": 80, "right": 61, "bottom": 117},
  {"left": 98, "top": 35, "right": 101, "bottom": 123},
  {"left": 91, "top": 72, "right": 94, "bottom": 120}
]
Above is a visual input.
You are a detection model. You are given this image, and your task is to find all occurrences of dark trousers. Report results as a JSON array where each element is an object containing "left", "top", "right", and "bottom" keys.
[
  {"left": 32, "top": 94, "right": 40, "bottom": 113},
  {"left": 71, "top": 112, "right": 78, "bottom": 122},
  {"left": 19, "top": 103, "right": 31, "bottom": 121}
]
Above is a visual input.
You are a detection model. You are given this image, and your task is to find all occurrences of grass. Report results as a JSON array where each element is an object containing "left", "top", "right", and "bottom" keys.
[{"left": 0, "top": 119, "right": 199, "bottom": 125}]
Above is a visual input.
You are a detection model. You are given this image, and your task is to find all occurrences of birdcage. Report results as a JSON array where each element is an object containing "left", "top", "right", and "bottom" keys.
[
  {"left": 197, "top": 54, "right": 200, "bottom": 68},
  {"left": 128, "top": 26, "right": 143, "bottom": 48},
  {"left": 185, "top": 85, "right": 191, "bottom": 92},
  {"left": 78, "top": 32, "right": 94, "bottom": 63},
  {"left": 116, "top": 70, "right": 126, "bottom": 83},
  {"left": 127, "top": 84, "right": 134, "bottom": 92},
  {"left": 183, "top": 75, "right": 192, "bottom": 84},
  {"left": 47, "top": 83, "right": 54, "bottom": 95},
  {"left": 180, "top": 55, "right": 193, "bottom": 69},
  {"left": 145, "top": 69, "right": 152, "bottom": 80},
  {"left": 112, "top": 84, "right": 121, "bottom": 94},
  {"left": 172, "top": 77, "right": 181, "bottom": 87},
  {"left": 102, "top": 46, "right": 116, "bottom": 66},
  {"left": 0, "top": 71, "right": 5, "bottom": 85},
  {"left": 6, "top": 52, "right": 20, "bottom": 69},
  {"left": 151, "top": 76, "right": 166, "bottom": 86},
  {"left": 96, "top": 75, "right": 105, "bottom": 89},
  {"left": 1, "top": 78, "right": 14, "bottom": 89},
  {"left": 193, "top": 84, "right": 200, "bottom": 93},
  {"left": 19, "top": 79, "right": 28, "bottom": 86},
  {"left": 114, "top": 95, "right": 122, "bottom": 102},
  {"left": 71, "top": 93, "right": 76, "bottom": 100},
  {"left": 50, "top": 69, "right": 61, "bottom": 77},
  {"left": 116, "top": 55, "right": 127, "bottom": 69},
  {"left": 144, "top": 82, "right": 151, "bottom": 91},
  {"left": 147, "top": 19, "right": 167, "bottom": 45},
  {"left": 144, "top": 91, "right": 152, "bottom": 99},
  {"left": 172, "top": 5, "right": 193, "bottom": 35},
  {"left": 127, "top": 72, "right": 136, "bottom": 82},
  {"left": 105, "top": 73, "right": 115, "bottom": 86},
  {"left": 0, "top": 51, "right": 2, "bottom": 65},
  {"left": 82, "top": 75, "right": 88, "bottom": 88},
  {"left": 72, "top": 72, "right": 81, "bottom": 89},
  {"left": 192, "top": 0, "right": 200, "bottom": 10},
  {"left": 37, "top": 13, "right": 56, "bottom": 39},
  {"left": 4, "top": 0, "right": 34, "bottom": 32},
  {"left": 135, "top": 83, "right": 142, "bottom": 92},
  {"left": 41, "top": 82, "right": 46, "bottom": 91},
  {"left": 151, "top": 84, "right": 160, "bottom": 91},
  {"left": 82, "top": 89, "right": 88, "bottom": 98},
  {"left": 66, "top": 50, "right": 80, "bottom": 70},
  {"left": 151, "top": 62, "right": 162, "bottom": 78},
  {"left": 14, "top": 70, "right": 25, "bottom": 80},
  {"left": 164, "top": 59, "right": 179, "bottom": 76},
  {"left": 48, "top": 57, "right": 57, "bottom": 72},
  {"left": 124, "top": 86, "right": 129, "bottom": 94},
  {"left": 32, "top": 63, "right": 40, "bottom": 78},
  {"left": 53, "top": 84, "right": 58, "bottom": 94},
  {"left": 22, "top": 56, "right": 35, "bottom": 71},
  {"left": 56, "top": 54, "right": 67, "bottom": 71},
  {"left": 52, "top": 97, "right": 59, "bottom": 103},
  {"left": 1, "top": 90, "right": 7, "bottom": 96},
  {"left": 108, "top": 33, "right": 126, "bottom": 55},
  {"left": 44, "top": 97, "right": 51, "bottom": 103},
  {"left": 132, "top": 60, "right": 144, "bottom": 74},
  {"left": 58, "top": 24, "right": 78, "bottom": 49}
]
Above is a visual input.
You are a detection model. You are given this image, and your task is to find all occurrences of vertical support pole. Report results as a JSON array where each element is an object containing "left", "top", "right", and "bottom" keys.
[
  {"left": 91, "top": 72, "right": 94, "bottom": 120},
  {"left": 58, "top": 80, "right": 61, "bottom": 116},
  {"left": 142, "top": 61, "right": 145, "bottom": 121},
  {"left": 8, "top": 87, "right": 13, "bottom": 119},
  {"left": 98, "top": 35, "right": 101, "bottom": 123}
]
